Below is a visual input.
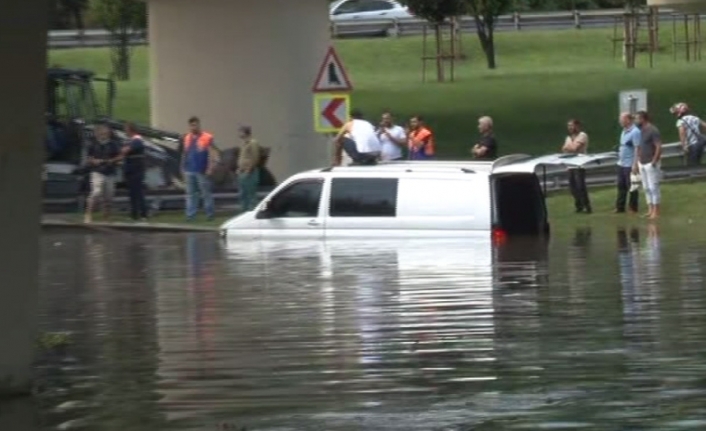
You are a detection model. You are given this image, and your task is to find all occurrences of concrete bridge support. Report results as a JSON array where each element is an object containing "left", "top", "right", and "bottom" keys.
[
  {"left": 148, "top": 0, "right": 332, "bottom": 180},
  {"left": 0, "top": 0, "right": 47, "bottom": 396}
]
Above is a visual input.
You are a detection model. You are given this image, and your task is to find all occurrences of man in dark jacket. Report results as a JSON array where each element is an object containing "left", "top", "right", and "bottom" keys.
[{"left": 120, "top": 122, "right": 149, "bottom": 221}]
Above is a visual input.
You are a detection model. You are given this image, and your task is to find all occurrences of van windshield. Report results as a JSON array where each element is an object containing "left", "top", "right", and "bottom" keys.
[{"left": 491, "top": 173, "right": 548, "bottom": 236}]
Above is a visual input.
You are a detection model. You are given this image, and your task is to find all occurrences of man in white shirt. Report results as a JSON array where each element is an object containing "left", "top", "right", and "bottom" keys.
[
  {"left": 333, "top": 109, "right": 381, "bottom": 166},
  {"left": 670, "top": 102, "right": 706, "bottom": 166},
  {"left": 376, "top": 112, "right": 407, "bottom": 161}
]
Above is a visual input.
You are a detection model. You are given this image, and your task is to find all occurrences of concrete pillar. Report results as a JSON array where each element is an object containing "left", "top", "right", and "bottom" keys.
[
  {"left": 148, "top": 0, "right": 331, "bottom": 181},
  {"left": 0, "top": 0, "right": 47, "bottom": 396}
]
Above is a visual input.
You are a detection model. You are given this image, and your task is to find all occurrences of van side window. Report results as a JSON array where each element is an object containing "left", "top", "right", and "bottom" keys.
[
  {"left": 267, "top": 179, "right": 323, "bottom": 218},
  {"left": 329, "top": 178, "right": 398, "bottom": 217}
]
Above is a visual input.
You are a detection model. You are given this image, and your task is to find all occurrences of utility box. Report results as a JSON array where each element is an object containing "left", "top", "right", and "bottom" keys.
[{"left": 619, "top": 89, "right": 648, "bottom": 115}]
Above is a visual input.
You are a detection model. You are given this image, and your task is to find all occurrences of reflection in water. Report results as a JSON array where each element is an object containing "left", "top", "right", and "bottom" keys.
[{"left": 30, "top": 229, "right": 706, "bottom": 430}]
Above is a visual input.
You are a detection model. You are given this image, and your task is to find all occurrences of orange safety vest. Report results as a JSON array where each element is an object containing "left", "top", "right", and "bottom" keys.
[
  {"left": 408, "top": 127, "right": 435, "bottom": 159},
  {"left": 184, "top": 131, "right": 214, "bottom": 150}
]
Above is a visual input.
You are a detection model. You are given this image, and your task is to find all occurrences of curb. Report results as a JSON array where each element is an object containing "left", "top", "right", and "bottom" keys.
[{"left": 41, "top": 219, "right": 218, "bottom": 233}]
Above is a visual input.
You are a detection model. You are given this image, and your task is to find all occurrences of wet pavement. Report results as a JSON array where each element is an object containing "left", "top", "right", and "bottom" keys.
[{"left": 23, "top": 225, "right": 706, "bottom": 430}]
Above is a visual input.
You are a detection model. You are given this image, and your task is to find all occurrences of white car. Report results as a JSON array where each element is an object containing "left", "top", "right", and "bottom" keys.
[
  {"left": 329, "top": 0, "right": 413, "bottom": 37},
  {"left": 221, "top": 157, "right": 551, "bottom": 240}
]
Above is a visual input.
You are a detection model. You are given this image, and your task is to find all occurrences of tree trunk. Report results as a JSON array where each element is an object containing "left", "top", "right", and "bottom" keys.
[
  {"left": 474, "top": 16, "right": 497, "bottom": 69},
  {"left": 48, "top": 0, "right": 60, "bottom": 29},
  {"left": 111, "top": 30, "right": 131, "bottom": 81},
  {"left": 434, "top": 23, "right": 444, "bottom": 82},
  {"left": 72, "top": 8, "right": 85, "bottom": 41}
]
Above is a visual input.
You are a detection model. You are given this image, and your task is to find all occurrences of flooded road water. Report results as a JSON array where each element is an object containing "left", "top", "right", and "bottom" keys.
[{"left": 28, "top": 226, "right": 706, "bottom": 430}]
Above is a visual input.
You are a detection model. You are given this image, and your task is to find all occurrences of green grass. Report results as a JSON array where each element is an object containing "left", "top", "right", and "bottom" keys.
[
  {"left": 49, "top": 26, "right": 706, "bottom": 158},
  {"left": 546, "top": 179, "right": 706, "bottom": 238}
]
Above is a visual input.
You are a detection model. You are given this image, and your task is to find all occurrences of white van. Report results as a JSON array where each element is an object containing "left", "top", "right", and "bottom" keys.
[{"left": 219, "top": 155, "right": 576, "bottom": 239}]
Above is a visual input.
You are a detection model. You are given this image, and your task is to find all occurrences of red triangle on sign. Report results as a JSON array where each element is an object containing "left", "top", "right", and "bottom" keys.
[{"left": 312, "top": 46, "right": 353, "bottom": 93}]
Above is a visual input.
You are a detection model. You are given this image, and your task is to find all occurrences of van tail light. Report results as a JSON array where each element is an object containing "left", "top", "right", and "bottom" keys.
[{"left": 492, "top": 226, "right": 508, "bottom": 245}]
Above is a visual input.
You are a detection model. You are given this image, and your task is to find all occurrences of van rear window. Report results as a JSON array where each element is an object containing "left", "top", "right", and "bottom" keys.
[{"left": 329, "top": 178, "right": 398, "bottom": 217}]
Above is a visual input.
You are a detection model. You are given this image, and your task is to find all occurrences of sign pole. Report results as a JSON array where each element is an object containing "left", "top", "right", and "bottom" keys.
[{"left": 312, "top": 45, "right": 354, "bottom": 166}]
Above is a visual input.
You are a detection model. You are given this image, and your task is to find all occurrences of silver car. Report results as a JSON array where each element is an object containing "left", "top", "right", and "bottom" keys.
[{"left": 330, "top": 0, "right": 412, "bottom": 38}]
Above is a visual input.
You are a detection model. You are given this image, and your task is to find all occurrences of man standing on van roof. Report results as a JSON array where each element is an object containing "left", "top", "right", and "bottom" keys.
[
  {"left": 333, "top": 109, "right": 381, "bottom": 166},
  {"left": 471, "top": 116, "right": 498, "bottom": 160},
  {"left": 376, "top": 112, "right": 407, "bottom": 162},
  {"left": 182, "top": 116, "right": 218, "bottom": 221},
  {"left": 407, "top": 115, "right": 435, "bottom": 160},
  {"left": 615, "top": 112, "right": 640, "bottom": 214},
  {"left": 670, "top": 102, "right": 706, "bottom": 166},
  {"left": 562, "top": 119, "right": 592, "bottom": 214}
]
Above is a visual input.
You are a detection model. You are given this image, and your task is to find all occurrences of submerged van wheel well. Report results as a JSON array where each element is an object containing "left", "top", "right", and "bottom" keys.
[{"left": 491, "top": 173, "right": 548, "bottom": 236}]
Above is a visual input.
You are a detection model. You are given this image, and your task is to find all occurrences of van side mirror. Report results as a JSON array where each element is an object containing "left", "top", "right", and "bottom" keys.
[
  {"left": 256, "top": 209, "right": 271, "bottom": 219},
  {"left": 255, "top": 202, "right": 272, "bottom": 219}
]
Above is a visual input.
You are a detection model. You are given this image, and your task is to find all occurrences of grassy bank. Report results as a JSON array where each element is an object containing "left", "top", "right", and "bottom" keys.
[
  {"left": 50, "top": 26, "right": 706, "bottom": 158},
  {"left": 57, "top": 181, "right": 704, "bottom": 233},
  {"left": 546, "top": 179, "right": 705, "bottom": 237}
]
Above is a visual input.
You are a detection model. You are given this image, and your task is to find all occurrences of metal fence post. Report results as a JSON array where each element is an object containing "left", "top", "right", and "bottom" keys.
[
  {"left": 514, "top": 12, "right": 521, "bottom": 31},
  {"left": 574, "top": 10, "right": 581, "bottom": 29}
]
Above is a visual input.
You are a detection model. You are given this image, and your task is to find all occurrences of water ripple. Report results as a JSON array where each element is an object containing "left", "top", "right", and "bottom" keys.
[{"left": 30, "top": 229, "right": 706, "bottom": 430}]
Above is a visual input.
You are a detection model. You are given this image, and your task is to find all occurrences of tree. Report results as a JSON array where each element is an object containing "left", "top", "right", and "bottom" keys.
[
  {"left": 464, "top": 0, "right": 513, "bottom": 69},
  {"left": 399, "top": 0, "right": 467, "bottom": 81},
  {"left": 60, "top": 0, "right": 89, "bottom": 32},
  {"left": 91, "top": 0, "right": 146, "bottom": 81}
]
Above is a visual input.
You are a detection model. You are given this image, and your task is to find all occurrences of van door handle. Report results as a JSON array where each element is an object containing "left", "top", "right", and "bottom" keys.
[{"left": 307, "top": 220, "right": 320, "bottom": 227}]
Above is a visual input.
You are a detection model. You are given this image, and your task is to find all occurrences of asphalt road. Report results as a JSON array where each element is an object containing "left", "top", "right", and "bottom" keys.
[{"left": 48, "top": 10, "right": 694, "bottom": 48}]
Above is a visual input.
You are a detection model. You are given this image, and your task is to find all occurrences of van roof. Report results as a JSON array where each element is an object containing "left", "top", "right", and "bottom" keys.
[
  {"left": 301, "top": 152, "right": 618, "bottom": 176},
  {"left": 304, "top": 154, "right": 531, "bottom": 176}
]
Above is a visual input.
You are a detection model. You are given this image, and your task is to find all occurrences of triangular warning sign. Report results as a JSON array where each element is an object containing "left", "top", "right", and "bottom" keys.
[{"left": 312, "top": 46, "right": 353, "bottom": 92}]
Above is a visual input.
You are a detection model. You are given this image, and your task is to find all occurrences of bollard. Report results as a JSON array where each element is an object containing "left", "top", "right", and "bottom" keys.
[{"left": 628, "top": 96, "right": 638, "bottom": 115}]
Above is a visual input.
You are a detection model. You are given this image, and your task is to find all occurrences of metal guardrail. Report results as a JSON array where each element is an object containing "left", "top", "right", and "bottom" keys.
[
  {"left": 42, "top": 142, "right": 705, "bottom": 215},
  {"left": 540, "top": 142, "right": 706, "bottom": 192},
  {"left": 48, "top": 8, "right": 695, "bottom": 48}
]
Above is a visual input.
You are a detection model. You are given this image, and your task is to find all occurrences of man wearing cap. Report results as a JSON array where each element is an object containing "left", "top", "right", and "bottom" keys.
[
  {"left": 236, "top": 126, "right": 261, "bottom": 212},
  {"left": 670, "top": 102, "right": 706, "bottom": 166}
]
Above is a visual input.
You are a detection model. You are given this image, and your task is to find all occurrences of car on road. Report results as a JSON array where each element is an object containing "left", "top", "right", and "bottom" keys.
[{"left": 329, "top": 0, "right": 412, "bottom": 38}]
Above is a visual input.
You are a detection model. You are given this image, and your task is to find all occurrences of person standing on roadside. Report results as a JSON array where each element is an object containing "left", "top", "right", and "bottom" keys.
[
  {"left": 471, "top": 116, "right": 498, "bottom": 160},
  {"left": 376, "top": 112, "right": 407, "bottom": 162},
  {"left": 670, "top": 102, "right": 706, "bottom": 166},
  {"left": 615, "top": 112, "right": 640, "bottom": 214},
  {"left": 121, "top": 122, "right": 149, "bottom": 222},
  {"left": 562, "top": 119, "right": 592, "bottom": 214},
  {"left": 182, "top": 116, "right": 218, "bottom": 221},
  {"left": 407, "top": 115, "right": 435, "bottom": 160},
  {"left": 635, "top": 111, "right": 663, "bottom": 220},
  {"left": 84, "top": 122, "right": 121, "bottom": 223},
  {"left": 236, "top": 126, "right": 261, "bottom": 212}
]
